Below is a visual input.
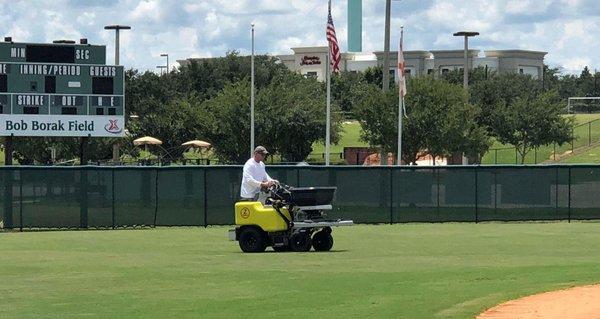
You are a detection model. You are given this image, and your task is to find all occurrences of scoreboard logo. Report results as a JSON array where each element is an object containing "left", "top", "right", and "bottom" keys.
[{"left": 104, "top": 119, "right": 122, "bottom": 134}]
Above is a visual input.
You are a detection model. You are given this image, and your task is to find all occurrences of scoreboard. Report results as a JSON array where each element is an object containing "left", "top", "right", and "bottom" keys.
[{"left": 0, "top": 41, "right": 125, "bottom": 137}]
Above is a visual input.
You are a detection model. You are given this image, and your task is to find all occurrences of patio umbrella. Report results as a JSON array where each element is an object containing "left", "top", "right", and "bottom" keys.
[
  {"left": 181, "top": 140, "right": 211, "bottom": 148},
  {"left": 133, "top": 136, "right": 162, "bottom": 146}
]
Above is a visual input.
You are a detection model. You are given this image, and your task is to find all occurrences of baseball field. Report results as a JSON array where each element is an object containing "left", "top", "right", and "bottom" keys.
[{"left": 1, "top": 222, "right": 598, "bottom": 318}]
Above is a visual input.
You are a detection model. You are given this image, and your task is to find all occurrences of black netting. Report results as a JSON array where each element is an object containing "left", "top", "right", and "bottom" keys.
[
  {"left": 438, "top": 168, "right": 477, "bottom": 222},
  {"left": 479, "top": 167, "right": 563, "bottom": 221},
  {"left": 20, "top": 168, "right": 81, "bottom": 228},
  {"left": 205, "top": 167, "right": 240, "bottom": 225},
  {"left": 156, "top": 168, "right": 205, "bottom": 226},
  {"left": 570, "top": 167, "right": 600, "bottom": 220},
  {"left": 305, "top": 167, "right": 391, "bottom": 223},
  {"left": 0, "top": 165, "right": 598, "bottom": 230},
  {"left": 113, "top": 168, "right": 156, "bottom": 227},
  {"left": 393, "top": 168, "right": 438, "bottom": 222}
]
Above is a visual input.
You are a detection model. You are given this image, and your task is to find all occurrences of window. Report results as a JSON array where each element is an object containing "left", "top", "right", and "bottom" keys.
[
  {"left": 61, "top": 107, "right": 77, "bottom": 115},
  {"left": 389, "top": 69, "right": 395, "bottom": 76},
  {"left": 0, "top": 105, "right": 3, "bottom": 113},
  {"left": 45, "top": 76, "right": 56, "bottom": 93},
  {"left": 23, "top": 107, "right": 39, "bottom": 114},
  {"left": 441, "top": 68, "right": 450, "bottom": 75},
  {"left": 108, "top": 108, "right": 116, "bottom": 115},
  {"left": 519, "top": 68, "right": 524, "bottom": 74},
  {"left": 96, "top": 108, "right": 104, "bottom": 115},
  {"left": 427, "top": 69, "right": 434, "bottom": 75},
  {"left": 405, "top": 69, "right": 412, "bottom": 76}
]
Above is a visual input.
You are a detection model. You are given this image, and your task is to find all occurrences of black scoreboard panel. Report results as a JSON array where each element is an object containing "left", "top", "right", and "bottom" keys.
[{"left": 26, "top": 45, "right": 75, "bottom": 63}]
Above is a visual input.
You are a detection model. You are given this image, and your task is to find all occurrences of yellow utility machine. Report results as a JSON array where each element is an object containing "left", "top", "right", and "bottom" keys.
[{"left": 229, "top": 183, "right": 353, "bottom": 252}]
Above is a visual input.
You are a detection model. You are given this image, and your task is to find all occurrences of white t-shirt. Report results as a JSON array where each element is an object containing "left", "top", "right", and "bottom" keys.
[{"left": 240, "top": 158, "right": 273, "bottom": 198}]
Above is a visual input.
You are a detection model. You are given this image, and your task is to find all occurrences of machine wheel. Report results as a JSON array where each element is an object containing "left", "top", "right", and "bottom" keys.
[
  {"left": 289, "top": 232, "right": 312, "bottom": 252},
  {"left": 238, "top": 227, "right": 267, "bottom": 253},
  {"left": 312, "top": 230, "right": 334, "bottom": 251}
]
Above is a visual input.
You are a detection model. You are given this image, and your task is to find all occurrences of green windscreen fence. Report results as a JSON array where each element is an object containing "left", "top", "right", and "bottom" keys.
[{"left": 1, "top": 165, "right": 599, "bottom": 230}]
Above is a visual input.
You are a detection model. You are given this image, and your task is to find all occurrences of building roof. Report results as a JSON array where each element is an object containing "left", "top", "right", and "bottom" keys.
[
  {"left": 484, "top": 50, "right": 547, "bottom": 59},
  {"left": 428, "top": 49, "right": 480, "bottom": 58}
]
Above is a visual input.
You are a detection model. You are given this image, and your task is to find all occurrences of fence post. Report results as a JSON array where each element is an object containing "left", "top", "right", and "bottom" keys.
[
  {"left": 571, "top": 128, "right": 574, "bottom": 152},
  {"left": 589, "top": 122, "right": 592, "bottom": 146},
  {"left": 555, "top": 166, "right": 559, "bottom": 219},
  {"left": 436, "top": 167, "right": 440, "bottom": 221},
  {"left": 568, "top": 166, "right": 571, "bottom": 223},
  {"left": 19, "top": 169, "right": 23, "bottom": 232},
  {"left": 3, "top": 169, "right": 13, "bottom": 229},
  {"left": 495, "top": 149, "right": 498, "bottom": 164},
  {"left": 515, "top": 148, "right": 518, "bottom": 164},
  {"left": 203, "top": 168, "right": 208, "bottom": 227},
  {"left": 534, "top": 148, "right": 537, "bottom": 164},
  {"left": 153, "top": 168, "right": 159, "bottom": 227},
  {"left": 112, "top": 168, "right": 115, "bottom": 229},
  {"left": 553, "top": 143, "right": 556, "bottom": 161},
  {"left": 389, "top": 167, "right": 393, "bottom": 224},
  {"left": 80, "top": 168, "right": 88, "bottom": 229},
  {"left": 474, "top": 165, "right": 478, "bottom": 223}
]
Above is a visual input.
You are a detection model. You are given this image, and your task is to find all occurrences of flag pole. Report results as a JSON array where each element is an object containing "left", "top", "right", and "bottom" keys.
[
  {"left": 398, "top": 95, "right": 403, "bottom": 166},
  {"left": 326, "top": 43, "right": 331, "bottom": 166},
  {"left": 397, "top": 26, "right": 404, "bottom": 166},
  {"left": 325, "top": 0, "right": 332, "bottom": 166}
]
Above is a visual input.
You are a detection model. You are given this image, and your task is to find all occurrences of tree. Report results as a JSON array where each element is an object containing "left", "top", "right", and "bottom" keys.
[
  {"left": 440, "top": 66, "right": 493, "bottom": 87},
  {"left": 361, "top": 65, "right": 395, "bottom": 89},
  {"left": 128, "top": 95, "right": 207, "bottom": 159},
  {"left": 200, "top": 80, "right": 253, "bottom": 164},
  {"left": 331, "top": 71, "right": 365, "bottom": 116},
  {"left": 201, "top": 73, "right": 342, "bottom": 164},
  {"left": 470, "top": 72, "right": 544, "bottom": 136},
  {"left": 493, "top": 91, "right": 573, "bottom": 163},
  {"left": 257, "top": 73, "right": 341, "bottom": 162},
  {"left": 354, "top": 77, "right": 491, "bottom": 164}
]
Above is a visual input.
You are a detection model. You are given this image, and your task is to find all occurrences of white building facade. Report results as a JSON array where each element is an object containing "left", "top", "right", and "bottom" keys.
[{"left": 274, "top": 47, "right": 547, "bottom": 81}]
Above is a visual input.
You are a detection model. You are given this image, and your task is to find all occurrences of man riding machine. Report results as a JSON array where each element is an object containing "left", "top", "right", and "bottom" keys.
[{"left": 229, "top": 146, "right": 353, "bottom": 253}]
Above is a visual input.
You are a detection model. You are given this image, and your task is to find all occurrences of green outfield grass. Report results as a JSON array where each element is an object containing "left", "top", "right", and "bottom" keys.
[
  {"left": 308, "top": 115, "right": 600, "bottom": 164},
  {"left": 560, "top": 144, "right": 600, "bottom": 163},
  {"left": 1, "top": 223, "right": 598, "bottom": 319}
]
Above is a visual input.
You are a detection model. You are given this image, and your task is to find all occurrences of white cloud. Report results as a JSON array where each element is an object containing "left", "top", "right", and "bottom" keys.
[{"left": 0, "top": 0, "right": 597, "bottom": 73}]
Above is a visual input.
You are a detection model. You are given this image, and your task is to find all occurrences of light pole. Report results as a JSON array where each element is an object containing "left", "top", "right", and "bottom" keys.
[
  {"left": 104, "top": 25, "right": 131, "bottom": 65},
  {"left": 453, "top": 31, "right": 478, "bottom": 165},
  {"left": 382, "top": 0, "right": 391, "bottom": 92},
  {"left": 453, "top": 31, "right": 479, "bottom": 89},
  {"left": 104, "top": 25, "right": 131, "bottom": 164},
  {"left": 160, "top": 53, "right": 169, "bottom": 73},
  {"left": 250, "top": 23, "right": 255, "bottom": 156}
]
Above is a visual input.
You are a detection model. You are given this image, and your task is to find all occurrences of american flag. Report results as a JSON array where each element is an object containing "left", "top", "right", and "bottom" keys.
[
  {"left": 398, "top": 28, "right": 407, "bottom": 97},
  {"left": 326, "top": 1, "right": 341, "bottom": 73}
]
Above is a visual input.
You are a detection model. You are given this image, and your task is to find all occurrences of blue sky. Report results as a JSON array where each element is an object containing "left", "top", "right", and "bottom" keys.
[{"left": 1, "top": 0, "right": 598, "bottom": 74}]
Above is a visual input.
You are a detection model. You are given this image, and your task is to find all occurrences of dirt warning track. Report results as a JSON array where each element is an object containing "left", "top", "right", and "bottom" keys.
[{"left": 477, "top": 284, "right": 600, "bottom": 319}]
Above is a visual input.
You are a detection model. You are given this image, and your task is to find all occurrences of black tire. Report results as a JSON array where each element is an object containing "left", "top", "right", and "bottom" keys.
[
  {"left": 238, "top": 227, "right": 267, "bottom": 253},
  {"left": 289, "top": 232, "right": 312, "bottom": 252},
  {"left": 312, "top": 230, "right": 334, "bottom": 251}
]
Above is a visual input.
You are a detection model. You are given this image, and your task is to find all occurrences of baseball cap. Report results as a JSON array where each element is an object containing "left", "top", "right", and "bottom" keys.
[{"left": 254, "top": 146, "right": 269, "bottom": 155}]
